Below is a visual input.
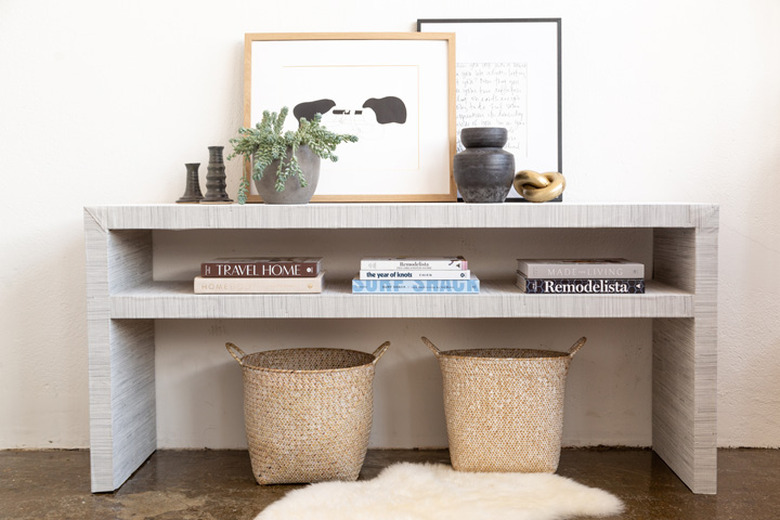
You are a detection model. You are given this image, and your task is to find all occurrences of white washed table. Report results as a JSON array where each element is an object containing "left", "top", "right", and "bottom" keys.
[{"left": 84, "top": 203, "right": 718, "bottom": 493}]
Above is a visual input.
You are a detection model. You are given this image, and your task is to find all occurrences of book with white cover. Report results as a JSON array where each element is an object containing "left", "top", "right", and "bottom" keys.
[
  {"left": 352, "top": 275, "right": 479, "bottom": 294},
  {"left": 516, "top": 258, "right": 645, "bottom": 279},
  {"left": 194, "top": 272, "right": 324, "bottom": 294},
  {"left": 360, "top": 257, "right": 468, "bottom": 270},
  {"left": 360, "top": 269, "right": 471, "bottom": 280}
]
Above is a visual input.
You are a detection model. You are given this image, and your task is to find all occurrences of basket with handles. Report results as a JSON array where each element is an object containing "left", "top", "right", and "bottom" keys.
[
  {"left": 226, "top": 341, "right": 390, "bottom": 484},
  {"left": 421, "top": 336, "right": 586, "bottom": 473}
]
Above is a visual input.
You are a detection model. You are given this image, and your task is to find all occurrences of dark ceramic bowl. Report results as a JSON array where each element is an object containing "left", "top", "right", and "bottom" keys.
[{"left": 460, "top": 127, "right": 508, "bottom": 148}]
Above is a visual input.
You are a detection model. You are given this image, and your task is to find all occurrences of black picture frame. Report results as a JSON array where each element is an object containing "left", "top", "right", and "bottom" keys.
[{"left": 418, "top": 18, "right": 562, "bottom": 201}]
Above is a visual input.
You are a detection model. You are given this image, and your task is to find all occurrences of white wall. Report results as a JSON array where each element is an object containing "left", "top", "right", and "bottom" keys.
[{"left": 1, "top": 0, "right": 778, "bottom": 449}]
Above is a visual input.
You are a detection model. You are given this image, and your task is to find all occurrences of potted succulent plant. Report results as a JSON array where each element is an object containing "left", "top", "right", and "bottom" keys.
[{"left": 228, "top": 107, "right": 358, "bottom": 204}]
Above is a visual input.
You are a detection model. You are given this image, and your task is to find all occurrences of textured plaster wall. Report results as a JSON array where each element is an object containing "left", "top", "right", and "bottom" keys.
[{"left": 1, "top": 0, "right": 778, "bottom": 449}]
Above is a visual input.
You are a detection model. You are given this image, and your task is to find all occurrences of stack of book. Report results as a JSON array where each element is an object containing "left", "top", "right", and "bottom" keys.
[
  {"left": 194, "top": 257, "right": 324, "bottom": 294},
  {"left": 515, "top": 258, "right": 645, "bottom": 294},
  {"left": 352, "top": 256, "right": 479, "bottom": 294}
]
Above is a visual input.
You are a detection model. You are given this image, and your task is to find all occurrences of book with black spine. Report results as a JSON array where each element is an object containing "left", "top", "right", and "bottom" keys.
[
  {"left": 200, "top": 257, "right": 322, "bottom": 278},
  {"left": 516, "top": 272, "right": 645, "bottom": 294}
]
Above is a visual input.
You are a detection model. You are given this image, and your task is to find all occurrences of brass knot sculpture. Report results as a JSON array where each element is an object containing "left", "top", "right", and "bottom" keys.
[{"left": 513, "top": 170, "right": 566, "bottom": 202}]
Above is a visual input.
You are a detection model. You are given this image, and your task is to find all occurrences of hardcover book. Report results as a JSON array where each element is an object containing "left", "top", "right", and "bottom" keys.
[
  {"left": 516, "top": 258, "right": 645, "bottom": 279},
  {"left": 194, "top": 272, "right": 324, "bottom": 294},
  {"left": 516, "top": 272, "right": 645, "bottom": 294},
  {"left": 352, "top": 275, "right": 479, "bottom": 294},
  {"left": 200, "top": 257, "right": 322, "bottom": 278},
  {"left": 359, "top": 257, "right": 468, "bottom": 271},
  {"left": 359, "top": 269, "right": 471, "bottom": 280}
]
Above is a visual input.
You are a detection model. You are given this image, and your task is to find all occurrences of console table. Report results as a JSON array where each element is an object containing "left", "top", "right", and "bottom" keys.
[{"left": 84, "top": 203, "right": 718, "bottom": 493}]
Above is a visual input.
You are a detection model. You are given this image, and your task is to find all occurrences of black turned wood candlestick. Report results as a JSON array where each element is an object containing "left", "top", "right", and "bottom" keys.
[
  {"left": 176, "top": 163, "right": 204, "bottom": 203},
  {"left": 202, "top": 146, "right": 233, "bottom": 203}
]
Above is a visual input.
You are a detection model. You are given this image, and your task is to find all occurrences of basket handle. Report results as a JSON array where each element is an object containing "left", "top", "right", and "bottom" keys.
[
  {"left": 568, "top": 337, "right": 587, "bottom": 357},
  {"left": 420, "top": 337, "right": 441, "bottom": 357},
  {"left": 372, "top": 341, "right": 391, "bottom": 364},
  {"left": 225, "top": 342, "right": 247, "bottom": 366}
]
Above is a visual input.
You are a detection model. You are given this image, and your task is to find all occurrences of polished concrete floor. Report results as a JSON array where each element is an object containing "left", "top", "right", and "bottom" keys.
[{"left": 1, "top": 448, "right": 779, "bottom": 519}]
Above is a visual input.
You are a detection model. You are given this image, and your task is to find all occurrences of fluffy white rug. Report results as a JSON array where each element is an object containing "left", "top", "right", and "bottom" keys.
[{"left": 254, "top": 462, "right": 624, "bottom": 520}]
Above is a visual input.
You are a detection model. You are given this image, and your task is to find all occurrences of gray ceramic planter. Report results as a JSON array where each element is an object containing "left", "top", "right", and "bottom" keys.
[
  {"left": 453, "top": 127, "right": 515, "bottom": 203},
  {"left": 254, "top": 145, "right": 321, "bottom": 204}
]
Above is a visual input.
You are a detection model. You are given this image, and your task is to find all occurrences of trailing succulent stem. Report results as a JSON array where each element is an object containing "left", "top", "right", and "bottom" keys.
[{"left": 228, "top": 107, "right": 358, "bottom": 203}]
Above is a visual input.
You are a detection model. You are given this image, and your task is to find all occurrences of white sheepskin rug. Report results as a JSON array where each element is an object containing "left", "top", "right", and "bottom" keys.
[{"left": 254, "top": 462, "right": 624, "bottom": 520}]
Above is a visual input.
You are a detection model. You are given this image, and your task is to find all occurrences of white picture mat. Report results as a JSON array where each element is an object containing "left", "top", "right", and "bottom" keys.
[
  {"left": 249, "top": 38, "right": 453, "bottom": 199},
  {"left": 419, "top": 20, "right": 561, "bottom": 198}
]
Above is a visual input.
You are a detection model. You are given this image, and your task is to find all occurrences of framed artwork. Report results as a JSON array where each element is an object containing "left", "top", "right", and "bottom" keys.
[
  {"left": 243, "top": 32, "right": 457, "bottom": 202},
  {"left": 417, "top": 19, "right": 562, "bottom": 201}
]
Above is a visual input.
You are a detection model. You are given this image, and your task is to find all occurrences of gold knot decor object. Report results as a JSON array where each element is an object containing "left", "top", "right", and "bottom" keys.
[{"left": 513, "top": 170, "right": 566, "bottom": 202}]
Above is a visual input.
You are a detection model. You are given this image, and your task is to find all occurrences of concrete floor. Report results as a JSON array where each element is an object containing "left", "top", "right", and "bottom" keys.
[{"left": 1, "top": 448, "right": 778, "bottom": 519}]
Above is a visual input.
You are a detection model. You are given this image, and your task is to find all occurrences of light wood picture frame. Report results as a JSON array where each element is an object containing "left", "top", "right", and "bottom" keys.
[
  {"left": 243, "top": 32, "right": 457, "bottom": 202},
  {"left": 418, "top": 19, "right": 562, "bottom": 201}
]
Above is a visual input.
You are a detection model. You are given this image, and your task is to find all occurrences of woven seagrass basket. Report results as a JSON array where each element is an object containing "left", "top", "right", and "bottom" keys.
[
  {"left": 226, "top": 341, "right": 390, "bottom": 485},
  {"left": 421, "top": 336, "right": 586, "bottom": 473}
]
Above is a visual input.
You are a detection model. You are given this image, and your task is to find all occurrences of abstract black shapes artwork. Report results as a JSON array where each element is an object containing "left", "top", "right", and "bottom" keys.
[
  {"left": 293, "top": 99, "right": 336, "bottom": 122},
  {"left": 362, "top": 96, "right": 407, "bottom": 124},
  {"left": 293, "top": 97, "right": 408, "bottom": 125}
]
